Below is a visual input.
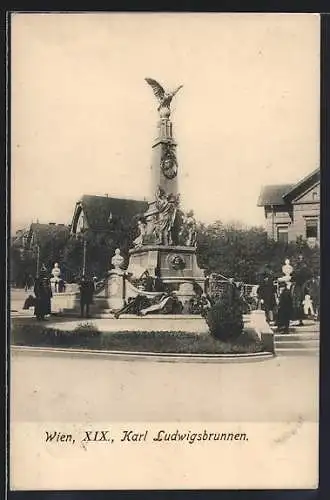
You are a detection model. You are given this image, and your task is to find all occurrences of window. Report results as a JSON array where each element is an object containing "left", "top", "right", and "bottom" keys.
[
  {"left": 277, "top": 225, "right": 288, "bottom": 244},
  {"left": 305, "top": 218, "right": 318, "bottom": 239}
]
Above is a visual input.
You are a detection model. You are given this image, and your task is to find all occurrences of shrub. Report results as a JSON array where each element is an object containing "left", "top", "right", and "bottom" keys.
[
  {"left": 73, "top": 322, "right": 100, "bottom": 337},
  {"left": 206, "top": 285, "right": 244, "bottom": 341}
]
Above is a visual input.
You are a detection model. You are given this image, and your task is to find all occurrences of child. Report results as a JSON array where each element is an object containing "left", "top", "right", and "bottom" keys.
[{"left": 302, "top": 294, "right": 314, "bottom": 318}]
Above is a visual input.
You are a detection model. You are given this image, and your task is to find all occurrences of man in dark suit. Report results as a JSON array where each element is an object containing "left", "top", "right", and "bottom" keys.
[{"left": 79, "top": 275, "right": 94, "bottom": 318}]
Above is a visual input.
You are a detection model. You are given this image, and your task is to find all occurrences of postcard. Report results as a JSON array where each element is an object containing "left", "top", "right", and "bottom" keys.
[{"left": 9, "top": 12, "right": 320, "bottom": 490}]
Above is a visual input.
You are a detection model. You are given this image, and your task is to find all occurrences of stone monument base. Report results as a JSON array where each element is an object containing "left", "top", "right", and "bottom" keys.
[{"left": 127, "top": 245, "right": 205, "bottom": 312}]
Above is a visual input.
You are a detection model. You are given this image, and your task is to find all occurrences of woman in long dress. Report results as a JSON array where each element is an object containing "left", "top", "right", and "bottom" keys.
[{"left": 34, "top": 267, "right": 52, "bottom": 320}]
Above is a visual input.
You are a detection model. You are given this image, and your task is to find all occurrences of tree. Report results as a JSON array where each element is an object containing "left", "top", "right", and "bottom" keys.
[{"left": 196, "top": 220, "right": 320, "bottom": 284}]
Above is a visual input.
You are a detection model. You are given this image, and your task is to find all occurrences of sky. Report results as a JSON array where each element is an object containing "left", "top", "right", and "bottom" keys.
[{"left": 11, "top": 13, "right": 320, "bottom": 233}]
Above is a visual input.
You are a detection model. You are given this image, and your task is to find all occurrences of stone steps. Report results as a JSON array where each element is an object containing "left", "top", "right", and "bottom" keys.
[
  {"left": 275, "top": 339, "right": 319, "bottom": 349},
  {"left": 275, "top": 347, "right": 319, "bottom": 357},
  {"left": 273, "top": 325, "right": 319, "bottom": 356}
]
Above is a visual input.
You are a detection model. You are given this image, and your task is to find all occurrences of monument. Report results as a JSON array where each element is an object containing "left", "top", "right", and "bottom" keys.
[{"left": 126, "top": 78, "right": 205, "bottom": 309}]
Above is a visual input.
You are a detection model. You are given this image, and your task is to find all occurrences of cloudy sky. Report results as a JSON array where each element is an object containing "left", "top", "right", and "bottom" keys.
[{"left": 11, "top": 13, "right": 320, "bottom": 232}]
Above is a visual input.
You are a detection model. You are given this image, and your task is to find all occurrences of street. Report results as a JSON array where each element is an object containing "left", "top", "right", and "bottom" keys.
[{"left": 11, "top": 347, "right": 319, "bottom": 423}]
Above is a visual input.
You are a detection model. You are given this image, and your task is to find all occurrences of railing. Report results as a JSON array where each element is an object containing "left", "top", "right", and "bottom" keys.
[{"left": 207, "top": 273, "right": 259, "bottom": 311}]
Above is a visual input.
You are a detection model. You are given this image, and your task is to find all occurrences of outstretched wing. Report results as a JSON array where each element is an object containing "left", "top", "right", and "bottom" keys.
[
  {"left": 145, "top": 78, "right": 165, "bottom": 101},
  {"left": 171, "top": 84, "right": 183, "bottom": 97}
]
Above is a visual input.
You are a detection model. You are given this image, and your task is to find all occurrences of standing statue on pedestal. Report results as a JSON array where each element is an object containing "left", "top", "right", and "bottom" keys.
[
  {"left": 133, "top": 217, "right": 147, "bottom": 248},
  {"left": 180, "top": 210, "right": 198, "bottom": 247},
  {"left": 145, "top": 78, "right": 183, "bottom": 118},
  {"left": 154, "top": 186, "right": 179, "bottom": 246}
]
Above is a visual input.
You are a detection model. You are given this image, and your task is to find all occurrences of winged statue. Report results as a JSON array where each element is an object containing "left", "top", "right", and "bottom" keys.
[{"left": 145, "top": 78, "right": 183, "bottom": 114}]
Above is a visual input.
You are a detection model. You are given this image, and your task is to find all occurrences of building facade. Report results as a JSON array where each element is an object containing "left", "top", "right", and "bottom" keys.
[{"left": 257, "top": 169, "right": 320, "bottom": 247}]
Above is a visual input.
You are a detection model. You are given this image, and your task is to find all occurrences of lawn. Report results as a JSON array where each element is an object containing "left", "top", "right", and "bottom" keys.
[{"left": 11, "top": 318, "right": 265, "bottom": 354}]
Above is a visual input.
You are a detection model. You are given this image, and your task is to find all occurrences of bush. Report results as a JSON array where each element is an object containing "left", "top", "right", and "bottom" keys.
[
  {"left": 72, "top": 322, "right": 100, "bottom": 337},
  {"left": 206, "top": 286, "right": 244, "bottom": 341}
]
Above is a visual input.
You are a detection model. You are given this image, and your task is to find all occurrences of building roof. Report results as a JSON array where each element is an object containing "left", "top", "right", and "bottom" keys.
[
  {"left": 283, "top": 168, "right": 320, "bottom": 202},
  {"left": 72, "top": 195, "right": 148, "bottom": 232},
  {"left": 28, "top": 223, "right": 70, "bottom": 243},
  {"left": 257, "top": 184, "right": 295, "bottom": 207},
  {"left": 257, "top": 168, "right": 320, "bottom": 207}
]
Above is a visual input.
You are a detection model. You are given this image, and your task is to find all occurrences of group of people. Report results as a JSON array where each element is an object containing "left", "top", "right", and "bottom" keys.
[
  {"left": 257, "top": 256, "right": 320, "bottom": 334},
  {"left": 23, "top": 263, "right": 96, "bottom": 320}
]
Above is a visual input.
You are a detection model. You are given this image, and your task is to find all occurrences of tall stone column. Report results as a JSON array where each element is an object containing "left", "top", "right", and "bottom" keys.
[{"left": 145, "top": 111, "right": 180, "bottom": 230}]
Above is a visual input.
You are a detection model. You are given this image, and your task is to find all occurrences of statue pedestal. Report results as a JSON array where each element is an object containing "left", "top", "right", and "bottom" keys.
[
  {"left": 127, "top": 245, "right": 205, "bottom": 304},
  {"left": 106, "top": 269, "right": 125, "bottom": 311}
]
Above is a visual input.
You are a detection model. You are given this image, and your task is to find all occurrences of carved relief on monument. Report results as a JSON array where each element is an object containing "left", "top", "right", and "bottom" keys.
[
  {"left": 167, "top": 254, "right": 186, "bottom": 271},
  {"left": 161, "top": 144, "right": 178, "bottom": 180}
]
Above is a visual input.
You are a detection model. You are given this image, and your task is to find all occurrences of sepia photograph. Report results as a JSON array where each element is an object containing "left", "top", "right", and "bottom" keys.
[{"left": 9, "top": 12, "right": 320, "bottom": 490}]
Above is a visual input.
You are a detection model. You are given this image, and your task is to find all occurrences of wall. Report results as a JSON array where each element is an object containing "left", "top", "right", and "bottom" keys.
[
  {"left": 264, "top": 206, "right": 292, "bottom": 240},
  {"left": 289, "top": 202, "right": 320, "bottom": 244}
]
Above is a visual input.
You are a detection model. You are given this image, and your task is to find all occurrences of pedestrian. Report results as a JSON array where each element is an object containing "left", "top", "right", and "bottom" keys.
[
  {"left": 304, "top": 276, "right": 320, "bottom": 321},
  {"left": 257, "top": 276, "right": 277, "bottom": 323},
  {"left": 27, "top": 274, "right": 34, "bottom": 291},
  {"left": 276, "top": 282, "right": 293, "bottom": 334},
  {"left": 24, "top": 272, "right": 29, "bottom": 292},
  {"left": 291, "top": 254, "right": 312, "bottom": 326},
  {"left": 79, "top": 275, "right": 94, "bottom": 318},
  {"left": 34, "top": 266, "right": 52, "bottom": 320}
]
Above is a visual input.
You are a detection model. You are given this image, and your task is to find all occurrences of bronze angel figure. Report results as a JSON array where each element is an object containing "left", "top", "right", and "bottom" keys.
[{"left": 145, "top": 78, "right": 183, "bottom": 112}]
